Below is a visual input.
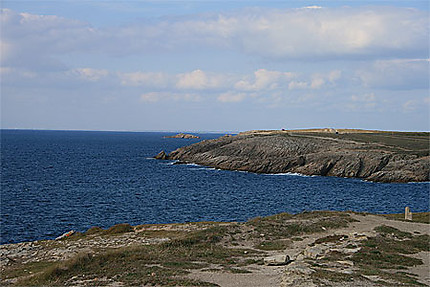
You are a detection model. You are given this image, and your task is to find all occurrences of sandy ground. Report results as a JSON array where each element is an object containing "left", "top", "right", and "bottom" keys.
[{"left": 188, "top": 214, "right": 430, "bottom": 287}]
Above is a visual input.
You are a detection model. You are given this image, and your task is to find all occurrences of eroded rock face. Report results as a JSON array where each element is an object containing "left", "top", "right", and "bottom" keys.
[{"left": 160, "top": 131, "right": 429, "bottom": 183}]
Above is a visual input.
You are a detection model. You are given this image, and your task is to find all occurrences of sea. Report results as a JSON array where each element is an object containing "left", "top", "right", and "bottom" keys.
[{"left": 1, "top": 129, "right": 429, "bottom": 245}]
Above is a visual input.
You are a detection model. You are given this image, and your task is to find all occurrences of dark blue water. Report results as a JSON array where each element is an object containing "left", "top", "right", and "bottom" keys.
[{"left": 1, "top": 130, "right": 429, "bottom": 244}]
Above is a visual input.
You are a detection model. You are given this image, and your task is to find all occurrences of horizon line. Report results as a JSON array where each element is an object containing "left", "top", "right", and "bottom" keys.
[{"left": 1, "top": 127, "right": 429, "bottom": 133}]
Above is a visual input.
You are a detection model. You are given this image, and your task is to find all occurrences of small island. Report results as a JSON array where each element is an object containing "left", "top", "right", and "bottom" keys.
[{"left": 164, "top": 133, "right": 200, "bottom": 139}]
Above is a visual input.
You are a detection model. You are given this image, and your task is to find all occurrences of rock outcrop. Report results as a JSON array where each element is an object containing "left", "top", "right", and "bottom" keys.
[
  {"left": 154, "top": 150, "right": 168, "bottom": 160},
  {"left": 156, "top": 130, "right": 429, "bottom": 183},
  {"left": 164, "top": 133, "right": 200, "bottom": 139}
]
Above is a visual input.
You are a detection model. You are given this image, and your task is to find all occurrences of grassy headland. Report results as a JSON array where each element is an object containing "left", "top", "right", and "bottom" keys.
[{"left": 161, "top": 129, "right": 429, "bottom": 182}]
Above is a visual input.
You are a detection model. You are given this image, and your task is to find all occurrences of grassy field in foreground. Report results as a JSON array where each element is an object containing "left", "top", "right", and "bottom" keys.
[{"left": 2, "top": 211, "right": 428, "bottom": 286}]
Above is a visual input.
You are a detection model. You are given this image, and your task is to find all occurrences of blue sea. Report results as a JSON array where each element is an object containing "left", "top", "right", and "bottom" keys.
[{"left": 1, "top": 130, "right": 429, "bottom": 244}]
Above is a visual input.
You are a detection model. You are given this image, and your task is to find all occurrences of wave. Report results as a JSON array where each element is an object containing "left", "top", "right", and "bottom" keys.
[
  {"left": 184, "top": 163, "right": 200, "bottom": 167},
  {"left": 262, "top": 172, "right": 314, "bottom": 177},
  {"left": 178, "top": 163, "right": 315, "bottom": 177}
]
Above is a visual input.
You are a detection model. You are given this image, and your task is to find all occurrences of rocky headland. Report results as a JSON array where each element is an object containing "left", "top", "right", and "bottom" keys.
[
  {"left": 164, "top": 133, "right": 200, "bottom": 139},
  {"left": 156, "top": 129, "right": 429, "bottom": 183}
]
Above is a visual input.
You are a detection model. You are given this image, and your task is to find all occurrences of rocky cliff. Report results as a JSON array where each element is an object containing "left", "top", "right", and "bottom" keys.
[{"left": 157, "top": 129, "right": 429, "bottom": 183}]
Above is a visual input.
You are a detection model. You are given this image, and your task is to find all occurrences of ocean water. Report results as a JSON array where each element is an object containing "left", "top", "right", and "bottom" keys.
[{"left": 1, "top": 130, "right": 429, "bottom": 244}]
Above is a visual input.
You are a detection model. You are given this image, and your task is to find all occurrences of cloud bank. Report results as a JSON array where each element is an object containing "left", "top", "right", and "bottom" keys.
[
  {"left": 2, "top": 6, "right": 428, "bottom": 68},
  {"left": 1, "top": 5, "right": 429, "bottom": 131}
]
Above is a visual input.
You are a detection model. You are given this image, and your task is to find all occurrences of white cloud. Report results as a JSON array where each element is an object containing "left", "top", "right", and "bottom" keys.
[
  {"left": 310, "top": 77, "right": 325, "bottom": 89},
  {"left": 357, "top": 59, "right": 429, "bottom": 90},
  {"left": 73, "top": 68, "right": 109, "bottom": 81},
  {"left": 1, "top": 6, "right": 428, "bottom": 68},
  {"left": 234, "top": 69, "right": 294, "bottom": 91},
  {"left": 176, "top": 69, "right": 225, "bottom": 90},
  {"left": 1, "top": 8, "right": 96, "bottom": 67},
  {"left": 217, "top": 91, "right": 247, "bottom": 103},
  {"left": 303, "top": 6, "right": 323, "bottom": 9},
  {"left": 288, "top": 81, "right": 308, "bottom": 90},
  {"left": 231, "top": 7, "right": 428, "bottom": 59}
]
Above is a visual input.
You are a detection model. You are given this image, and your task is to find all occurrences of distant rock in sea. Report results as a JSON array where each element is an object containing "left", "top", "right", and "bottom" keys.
[
  {"left": 156, "top": 129, "right": 430, "bottom": 183},
  {"left": 164, "top": 133, "right": 200, "bottom": 139}
]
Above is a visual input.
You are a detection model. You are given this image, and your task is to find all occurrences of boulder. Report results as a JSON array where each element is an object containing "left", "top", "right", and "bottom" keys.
[
  {"left": 303, "top": 246, "right": 325, "bottom": 259},
  {"left": 264, "top": 254, "right": 291, "bottom": 266}
]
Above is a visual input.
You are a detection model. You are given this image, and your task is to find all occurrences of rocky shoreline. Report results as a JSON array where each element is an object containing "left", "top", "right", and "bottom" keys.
[{"left": 156, "top": 129, "right": 429, "bottom": 183}]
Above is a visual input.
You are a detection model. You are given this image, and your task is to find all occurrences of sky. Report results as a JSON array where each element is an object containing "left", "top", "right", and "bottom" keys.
[{"left": 1, "top": 1, "right": 429, "bottom": 132}]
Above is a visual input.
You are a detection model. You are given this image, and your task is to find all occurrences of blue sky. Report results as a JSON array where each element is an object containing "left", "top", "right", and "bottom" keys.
[{"left": 1, "top": 1, "right": 429, "bottom": 132}]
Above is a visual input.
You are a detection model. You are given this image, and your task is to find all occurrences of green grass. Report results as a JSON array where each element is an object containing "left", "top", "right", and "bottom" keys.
[
  {"left": 348, "top": 225, "right": 429, "bottom": 286},
  {"left": 380, "top": 212, "right": 430, "bottom": 224},
  {"left": 313, "top": 224, "right": 429, "bottom": 286},
  {"left": 313, "top": 234, "right": 347, "bottom": 245},
  {"left": 9, "top": 211, "right": 428, "bottom": 286},
  {"left": 248, "top": 211, "right": 356, "bottom": 240},
  {"left": 13, "top": 211, "right": 355, "bottom": 286},
  {"left": 16, "top": 226, "right": 257, "bottom": 286},
  {"left": 0, "top": 261, "right": 56, "bottom": 281},
  {"left": 255, "top": 239, "right": 291, "bottom": 250},
  {"left": 374, "top": 225, "right": 413, "bottom": 239},
  {"left": 104, "top": 223, "right": 134, "bottom": 235},
  {"left": 311, "top": 269, "right": 357, "bottom": 283},
  {"left": 293, "top": 132, "right": 429, "bottom": 156},
  {"left": 85, "top": 226, "right": 103, "bottom": 235}
]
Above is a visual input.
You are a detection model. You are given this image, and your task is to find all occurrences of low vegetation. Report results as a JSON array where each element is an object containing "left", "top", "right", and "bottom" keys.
[
  {"left": 16, "top": 225, "right": 261, "bottom": 286},
  {"left": 2, "top": 211, "right": 428, "bottom": 286},
  {"left": 380, "top": 212, "right": 430, "bottom": 224},
  {"left": 248, "top": 211, "right": 357, "bottom": 240},
  {"left": 314, "top": 225, "right": 429, "bottom": 286}
]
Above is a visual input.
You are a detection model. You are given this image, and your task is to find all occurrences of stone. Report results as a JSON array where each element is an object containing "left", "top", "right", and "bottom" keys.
[
  {"left": 333, "top": 247, "right": 361, "bottom": 254},
  {"left": 282, "top": 261, "right": 316, "bottom": 287},
  {"left": 304, "top": 246, "right": 325, "bottom": 259},
  {"left": 405, "top": 206, "right": 413, "bottom": 221},
  {"left": 264, "top": 254, "right": 291, "bottom": 266},
  {"left": 154, "top": 151, "right": 168, "bottom": 160},
  {"left": 336, "top": 260, "right": 354, "bottom": 266}
]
